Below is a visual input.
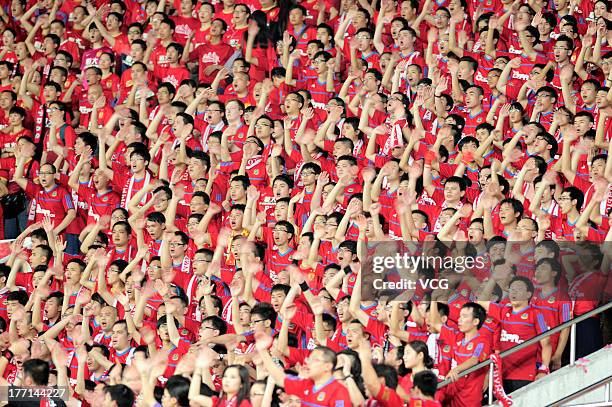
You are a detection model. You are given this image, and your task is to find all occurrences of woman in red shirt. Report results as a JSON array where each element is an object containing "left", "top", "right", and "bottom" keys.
[{"left": 191, "top": 364, "right": 252, "bottom": 407}]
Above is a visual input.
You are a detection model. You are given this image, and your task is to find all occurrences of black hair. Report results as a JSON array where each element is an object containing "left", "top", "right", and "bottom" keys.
[
  {"left": 23, "top": 359, "right": 50, "bottom": 385},
  {"left": 509, "top": 276, "right": 535, "bottom": 298},
  {"left": 165, "top": 375, "right": 191, "bottom": 406},
  {"left": 250, "top": 302, "right": 277, "bottom": 328},
  {"left": 413, "top": 370, "right": 438, "bottom": 398},
  {"left": 407, "top": 340, "right": 434, "bottom": 369},
  {"left": 104, "top": 384, "right": 135, "bottom": 407},
  {"left": 461, "top": 302, "right": 487, "bottom": 330},
  {"left": 201, "top": 315, "right": 228, "bottom": 335}
]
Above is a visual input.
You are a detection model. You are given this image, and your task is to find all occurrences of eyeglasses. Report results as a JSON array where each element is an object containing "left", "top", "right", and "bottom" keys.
[
  {"left": 255, "top": 123, "right": 271, "bottom": 129},
  {"left": 249, "top": 319, "right": 265, "bottom": 325},
  {"left": 301, "top": 171, "right": 316, "bottom": 176},
  {"left": 169, "top": 242, "right": 185, "bottom": 247},
  {"left": 273, "top": 228, "right": 288, "bottom": 233},
  {"left": 128, "top": 30, "right": 141, "bottom": 35},
  {"left": 193, "top": 258, "right": 210, "bottom": 263},
  {"left": 536, "top": 94, "right": 551, "bottom": 99},
  {"left": 553, "top": 46, "right": 569, "bottom": 51}
]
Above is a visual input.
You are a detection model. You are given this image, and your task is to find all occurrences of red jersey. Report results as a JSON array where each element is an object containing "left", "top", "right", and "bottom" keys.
[
  {"left": 462, "top": 108, "right": 488, "bottom": 137},
  {"left": 444, "top": 332, "right": 490, "bottom": 407},
  {"left": 153, "top": 65, "right": 190, "bottom": 90},
  {"left": 191, "top": 41, "right": 235, "bottom": 83},
  {"left": 109, "top": 347, "right": 135, "bottom": 364},
  {"left": 533, "top": 289, "right": 572, "bottom": 353},
  {"left": 77, "top": 185, "right": 121, "bottom": 224},
  {"left": 489, "top": 303, "right": 548, "bottom": 381},
  {"left": 24, "top": 182, "right": 75, "bottom": 229},
  {"left": 283, "top": 375, "right": 351, "bottom": 407}
]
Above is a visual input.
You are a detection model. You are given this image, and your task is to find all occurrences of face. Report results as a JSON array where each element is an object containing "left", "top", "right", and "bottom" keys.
[
  {"left": 288, "top": 8, "right": 304, "bottom": 26},
  {"left": 443, "top": 181, "right": 463, "bottom": 203},
  {"left": 228, "top": 209, "right": 244, "bottom": 231},
  {"left": 468, "top": 222, "right": 484, "bottom": 243},
  {"left": 345, "top": 322, "right": 365, "bottom": 349},
  {"left": 434, "top": 10, "right": 450, "bottom": 29},
  {"left": 221, "top": 367, "right": 243, "bottom": 395},
  {"left": 554, "top": 41, "right": 571, "bottom": 63},
  {"left": 229, "top": 181, "right": 246, "bottom": 202},
  {"left": 283, "top": 92, "right": 302, "bottom": 113},
  {"left": 111, "top": 224, "right": 129, "bottom": 246},
  {"left": 107, "top": 264, "right": 121, "bottom": 285},
  {"left": 402, "top": 344, "right": 423, "bottom": 368},
  {"left": 44, "top": 297, "right": 60, "bottom": 320},
  {"left": 38, "top": 164, "right": 55, "bottom": 189},
  {"left": 87, "top": 84, "right": 103, "bottom": 104},
  {"left": 457, "top": 307, "right": 479, "bottom": 333},
  {"left": 558, "top": 191, "right": 576, "bottom": 214},
  {"left": 169, "top": 236, "right": 186, "bottom": 258},
  {"left": 225, "top": 101, "right": 243, "bottom": 122},
  {"left": 189, "top": 196, "right": 206, "bottom": 215},
  {"left": 65, "top": 262, "right": 82, "bottom": 284},
  {"left": 464, "top": 87, "right": 482, "bottom": 108},
  {"left": 199, "top": 4, "right": 213, "bottom": 21},
  {"left": 533, "top": 134, "right": 552, "bottom": 155},
  {"left": 87, "top": 348, "right": 102, "bottom": 371},
  {"left": 336, "top": 299, "right": 350, "bottom": 322},
  {"left": 111, "top": 323, "right": 130, "bottom": 349},
  {"left": 157, "top": 87, "right": 172, "bottom": 104},
  {"left": 508, "top": 280, "right": 531, "bottom": 303},
  {"left": 535, "top": 91, "right": 554, "bottom": 111},
  {"left": 498, "top": 202, "right": 518, "bottom": 226},
  {"left": 534, "top": 262, "right": 556, "bottom": 285},
  {"left": 356, "top": 31, "right": 372, "bottom": 52},
  {"left": 249, "top": 313, "right": 268, "bottom": 333}
]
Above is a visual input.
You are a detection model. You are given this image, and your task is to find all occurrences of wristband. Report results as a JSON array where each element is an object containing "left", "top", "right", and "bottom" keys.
[
  {"left": 537, "top": 365, "right": 550, "bottom": 374},
  {"left": 343, "top": 266, "right": 352, "bottom": 275},
  {"left": 299, "top": 281, "right": 310, "bottom": 292}
]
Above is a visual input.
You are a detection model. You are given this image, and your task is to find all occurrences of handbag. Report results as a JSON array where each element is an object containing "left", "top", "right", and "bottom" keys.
[
  {"left": 1, "top": 190, "right": 27, "bottom": 218},
  {"left": 1, "top": 158, "right": 34, "bottom": 218}
]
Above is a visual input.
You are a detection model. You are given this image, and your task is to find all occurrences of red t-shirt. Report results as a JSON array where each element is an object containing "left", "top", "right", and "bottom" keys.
[{"left": 283, "top": 375, "right": 351, "bottom": 406}]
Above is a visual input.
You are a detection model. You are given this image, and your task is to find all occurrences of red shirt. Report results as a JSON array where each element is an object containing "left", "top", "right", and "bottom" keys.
[
  {"left": 153, "top": 65, "right": 190, "bottom": 89},
  {"left": 191, "top": 41, "right": 235, "bottom": 83},
  {"left": 489, "top": 303, "right": 548, "bottom": 381},
  {"left": 24, "top": 182, "right": 75, "bottom": 230},
  {"left": 283, "top": 375, "right": 351, "bottom": 407},
  {"left": 77, "top": 185, "right": 121, "bottom": 224},
  {"left": 109, "top": 347, "right": 135, "bottom": 364}
]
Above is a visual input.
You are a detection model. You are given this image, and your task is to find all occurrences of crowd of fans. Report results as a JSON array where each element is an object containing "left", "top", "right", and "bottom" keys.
[{"left": 0, "top": 0, "right": 609, "bottom": 405}]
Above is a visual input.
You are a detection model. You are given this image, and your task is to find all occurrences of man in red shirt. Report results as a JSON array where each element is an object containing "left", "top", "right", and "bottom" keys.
[
  {"left": 440, "top": 302, "right": 490, "bottom": 407},
  {"left": 188, "top": 19, "right": 235, "bottom": 84},
  {"left": 14, "top": 160, "right": 76, "bottom": 241},
  {"left": 258, "top": 337, "right": 352, "bottom": 407},
  {"left": 480, "top": 275, "right": 552, "bottom": 393}
]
